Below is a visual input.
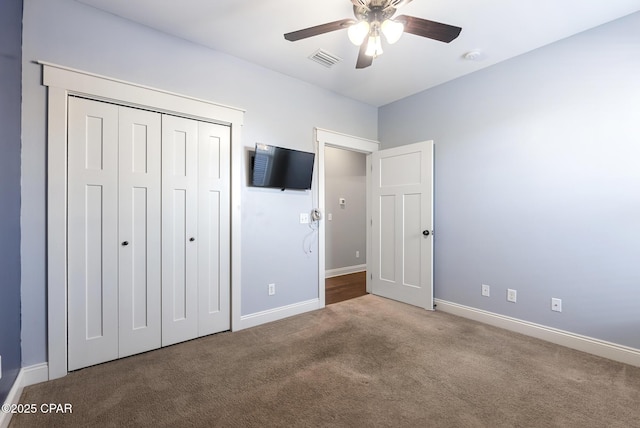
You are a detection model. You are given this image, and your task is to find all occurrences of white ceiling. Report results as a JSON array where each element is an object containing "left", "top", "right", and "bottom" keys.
[{"left": 75, "top": 0, "right": 640, "bottom": 107}]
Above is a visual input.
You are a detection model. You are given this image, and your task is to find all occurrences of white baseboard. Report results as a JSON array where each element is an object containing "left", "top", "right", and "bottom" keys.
[
  {"left": 1, "top": 363, "right": 49, "bottom": 428},
  {"left": 238, "top": 298, "right": 322, "bottom": 330},
  {"left": 434, "top": 299, "right": 640, "bottom": 368},
  {"left": 325, "top": 264, "right": 366, "bottom": 278}
]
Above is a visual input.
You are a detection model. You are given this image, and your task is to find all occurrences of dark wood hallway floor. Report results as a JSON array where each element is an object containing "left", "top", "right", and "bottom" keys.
[{"left": 325, "top": 271, "right": 367, "bottom": 305}]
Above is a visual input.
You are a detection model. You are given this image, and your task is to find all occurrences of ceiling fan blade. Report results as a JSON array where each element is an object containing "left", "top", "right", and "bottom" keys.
[
  {"left": 355, "top": 40, "right": 373, "bottom": 69},
  {"left": 396, "top": 15, "right": 462, "bottom": 43},
  {"left": 284, "top": 19, "right": 355, "bottom": 42}
]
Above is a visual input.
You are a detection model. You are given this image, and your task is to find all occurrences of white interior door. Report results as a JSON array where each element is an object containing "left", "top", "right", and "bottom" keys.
[
  {"left": 197, "top": 121, "right": 231, "bottom": 336},
  {"left": 370, "top": 141, "right": 434, "bottom": 309},
  {"left": 68, "top": 98, "right": 231, "bottom": 368},
  {"left": 162, "top": 115, "right": 198, "bottom": 346},
  {"left": 118, "top": 107, "right": 162, "bottom": 357},
  {"left": 68, "top": 98, "right": 163, "bottom": 370},
  {"left": 161, "top": 115, "right": 199, "bottom": 346},
  {"left": 161, "top": 116, "right": 231, "bottom": 344},
  {"left": 67, "top": 97, "right": 120, "bottom": 370}
]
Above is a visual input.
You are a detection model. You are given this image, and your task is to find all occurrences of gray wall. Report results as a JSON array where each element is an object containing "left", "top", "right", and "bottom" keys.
[
  {"left": 20, "top": 0, "right": 377, "bottom": 366},
  {"left": 0, "top": 0, "right": 23, "bottom": 403},
  {"left": 379, "top": 12, "right": 640, "bottom": 349},
  {"left": 325, "top": 147, "right": 367, "bottom": 272}
]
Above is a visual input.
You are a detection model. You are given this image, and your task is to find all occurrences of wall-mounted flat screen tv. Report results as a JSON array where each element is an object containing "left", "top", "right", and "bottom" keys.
[{"left": 251, "top": 143, "right": 315, "bottom": 190}]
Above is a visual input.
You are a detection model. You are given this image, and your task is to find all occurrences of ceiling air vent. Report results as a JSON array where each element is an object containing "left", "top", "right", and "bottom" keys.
[{"left": 309, "top": 49, "right": 342, "bottom": 68}]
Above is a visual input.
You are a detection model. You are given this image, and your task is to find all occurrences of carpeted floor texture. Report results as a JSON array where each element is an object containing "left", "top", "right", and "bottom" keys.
[{"left": 10, "top": 295, "right": 640, "bottom": 427}]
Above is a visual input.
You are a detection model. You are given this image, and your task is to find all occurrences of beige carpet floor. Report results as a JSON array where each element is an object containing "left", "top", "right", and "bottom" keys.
[{"left": 10, "top": 295, "right": 640, "bottom": 427}]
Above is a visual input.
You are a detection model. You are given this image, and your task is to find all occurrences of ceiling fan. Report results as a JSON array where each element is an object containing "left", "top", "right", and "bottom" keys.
[{"left": 284, "top": 0, "right": 462, "bottom": 69}]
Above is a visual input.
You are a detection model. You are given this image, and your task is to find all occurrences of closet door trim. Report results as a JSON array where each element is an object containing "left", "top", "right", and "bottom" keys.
[{"left": 43, "top": 62, "right": 244, "bottom": 380}]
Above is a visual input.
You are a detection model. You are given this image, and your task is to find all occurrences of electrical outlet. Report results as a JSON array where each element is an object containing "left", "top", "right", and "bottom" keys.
[
  {"left": 481, "top": 284, "right": 490, "bottom": 297},
  {"left": 551, "top": 298, "right": 562, "bottom": 312},
  {"left": 0, "top": 355, "right": 2, "bottom": 380},
  {"left": 507, "top": 288, "right": 517, "bottom": 303},
  {"left": 299, "top": 213, "right": 309, "bottom": 224},
  {"left": 268, "top": 283, "right": 276, "bottom": 296},
  {"left": 356, "top": 250, "right": 360, "bottom": 258}
]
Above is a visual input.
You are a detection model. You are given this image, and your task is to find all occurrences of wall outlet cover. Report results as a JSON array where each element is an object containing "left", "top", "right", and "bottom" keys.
[
  {"left": 507, "top": 288, "right": 517, "bottom": 303},
  {"left": 481, "top": 284, "right": 490, "bottom": 297}
]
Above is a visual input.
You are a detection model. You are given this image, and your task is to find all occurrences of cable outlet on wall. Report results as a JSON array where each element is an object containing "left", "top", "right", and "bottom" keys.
[
  {"left": 551, "top": 298, "right": 562, "bottom": 312},
  {"left": 507, "top": 288, "right": 517, "bottom": 303},
  {"left": 268, "top": 283, "right": 276, "bottom": 296},
  {"left": 481, "top": 284, "right": 490, "bottom": 297}
]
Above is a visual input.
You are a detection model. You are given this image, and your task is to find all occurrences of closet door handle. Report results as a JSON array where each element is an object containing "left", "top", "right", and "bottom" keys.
[
  {"left": 122, "top": 241, "right": 129, "bottom": 246},
  {"left": 189, "top": 237, "right": 195, "bottom": 242}
]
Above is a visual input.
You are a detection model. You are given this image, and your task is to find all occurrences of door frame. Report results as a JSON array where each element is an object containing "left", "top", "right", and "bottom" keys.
[
  {"left": 315, "top": 128, "right": 380, "bottom": 306},
  {"left": 42, "top": 62, "right": 244, "bottom": 380}
]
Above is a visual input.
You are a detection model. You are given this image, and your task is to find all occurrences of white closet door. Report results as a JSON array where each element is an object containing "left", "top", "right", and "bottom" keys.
[
  {"left": 68, "top": 97, "right": 119, "bottom": 371},
  {"left": 197, "top": 121, "right": 231, "bottom": 336},
  {"left": 118, "top": 107, "right": 162, "bottom": 357},
  {"left": 162, "top": 115, "right": 199, "bottom": 346}
]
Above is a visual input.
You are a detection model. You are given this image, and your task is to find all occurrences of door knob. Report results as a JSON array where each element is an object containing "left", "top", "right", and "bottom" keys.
[
  {"left": 122, "top": 241, "right": 129, "bottom": 246},
  {"left": 422, "top": 230, "right": 430, "bottom": 236},
  {"left": 189, "top": 237, "right": 195, "bottom": 242}
]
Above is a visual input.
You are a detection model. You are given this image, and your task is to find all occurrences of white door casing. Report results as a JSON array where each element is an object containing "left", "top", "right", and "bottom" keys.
[
  {"left": 315, "top": 128, "right": 380, "bottom": 306},
  {"left": 370, "top": 141, "right": 434, "bottom": 310},
  {"left": 44, "top": 62, "right": 244, "bottom": 380}
]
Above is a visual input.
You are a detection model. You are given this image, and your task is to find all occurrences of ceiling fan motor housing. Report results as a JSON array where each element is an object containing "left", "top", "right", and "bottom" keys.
[{"left": 353, "top": 4, "right": 397, "bottom": 25}]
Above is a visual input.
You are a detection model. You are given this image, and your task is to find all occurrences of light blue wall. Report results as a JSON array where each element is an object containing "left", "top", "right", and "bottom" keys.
[
  {"left": 379, "top": 12, "right": 640, "bottom": 348},
  {"left": 20, "top": 0, "right": 377, "bottom": 366},
  {"left": 325, "top": 147, "right": 367, "bottom": 271},
  {"left": 0, "top": 0, "right": 23, "bottom": 404}
]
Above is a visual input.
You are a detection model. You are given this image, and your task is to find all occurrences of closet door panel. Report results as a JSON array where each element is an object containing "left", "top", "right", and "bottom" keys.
[
  {"left": 162, "top": 115, "right": 199, "bottom": 346},
  {"left": 118, "top": 107, "right": 162, "bottom": 358},
  {"left": 67, "top": 97, "right": 119, "bottom": 371},
  {"left": 197, "top": 122, "right": 231, "bottom": 336}
]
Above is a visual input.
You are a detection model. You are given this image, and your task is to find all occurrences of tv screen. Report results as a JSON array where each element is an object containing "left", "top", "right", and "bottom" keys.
[{"left": 251, "top": 143, "right": 315, "bottom": 190}]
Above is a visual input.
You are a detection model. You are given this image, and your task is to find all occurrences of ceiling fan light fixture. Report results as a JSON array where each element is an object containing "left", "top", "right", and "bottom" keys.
[
  {"left": 365, "top": 34, "right": 383, "bottom": 57},
  {"left": 347, "top": 20, "right": 370, "bottom": 45},
  {"left": 381, "top": 19, "right": 404, "bottom": 44}
]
